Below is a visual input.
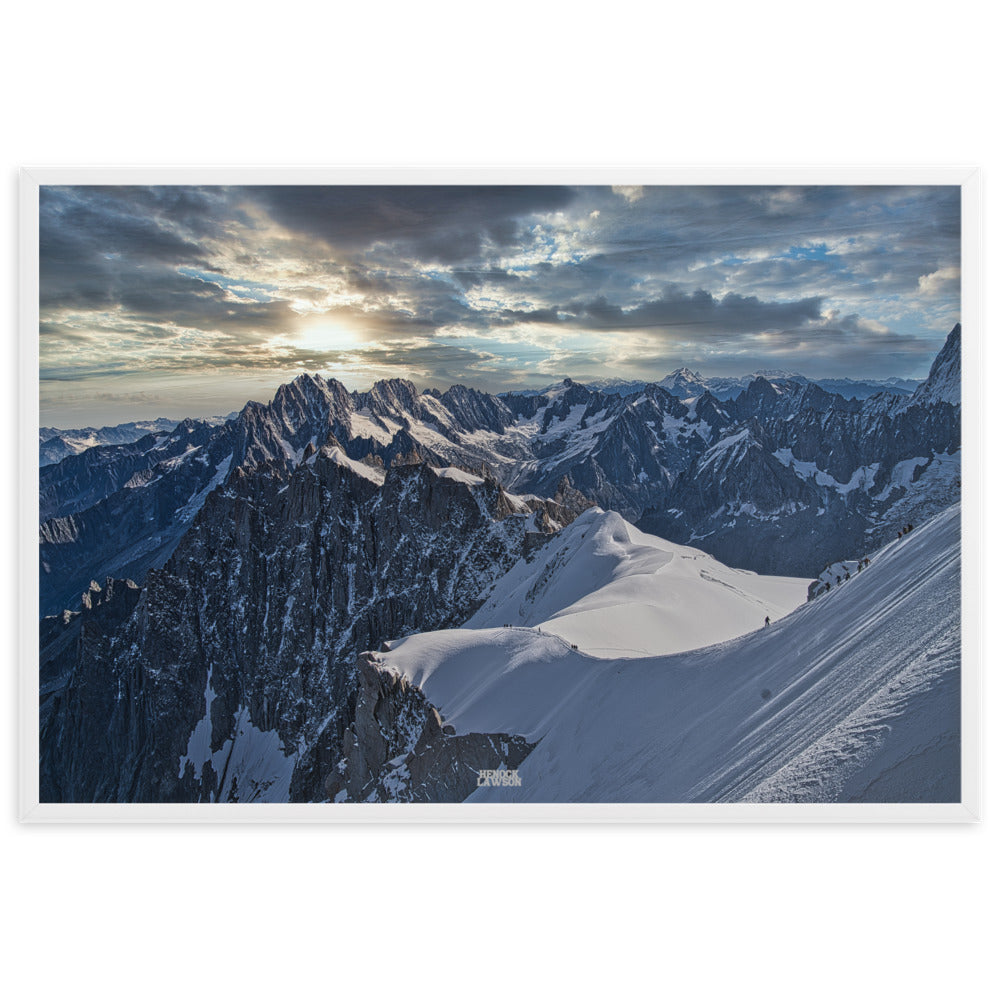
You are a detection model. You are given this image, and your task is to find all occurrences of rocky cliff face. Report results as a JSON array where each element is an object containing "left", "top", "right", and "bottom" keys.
[
  {"left": 39, "top": 578, "right": 142, "bottom": 735},
  {"left": 40, "top": 448, "right": 572, "bottom": 803},
  {"left": 327, "top": 652, "right": 534, "bottom": 803}
]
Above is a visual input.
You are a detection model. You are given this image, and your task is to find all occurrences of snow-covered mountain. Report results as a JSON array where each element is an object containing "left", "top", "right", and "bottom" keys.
[
  {"left": 39, "top": 325, "right": 961, "bottom": 617},
  {"left": 811, "top": 375, "right": 920, "bottom": 400},
  {"left": 39, "top": 418, "right": 243, "bottom": 616},
  {"left": 37, "top": 324, "right": 961, "bottom": 804},
  {"left": 638, "top": 326, "right": 961, "bottom": 576},
  {"left": 37, "top": 373, "right": 711, "bottom": 615},
  {"left": 328, "top": 509, "right": 808, "bottom": 803},
  {"left": 464, "top": 509, "right": 807, "bottom": 657},
  {"left": 655, "top": 367, "right": 800, "bottom": 401},
  {"left": 38, "top": 418, "right": 182, "bottom": 466},
  {"left": 365, "top": 502, "right": 959, "bottom": 803}
]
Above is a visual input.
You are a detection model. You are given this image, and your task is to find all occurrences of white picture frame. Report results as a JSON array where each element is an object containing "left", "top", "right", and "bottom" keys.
[{"left": 19, "top": 166, "right": 982, "bottom": 823}]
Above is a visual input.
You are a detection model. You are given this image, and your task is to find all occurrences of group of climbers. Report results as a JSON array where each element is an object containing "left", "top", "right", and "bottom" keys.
[
  {"left": 790, "top": 519, "right": 922, "bottom": 621},
  {"left": 816, "top": 521, "right": 918, "bottom": 602}
]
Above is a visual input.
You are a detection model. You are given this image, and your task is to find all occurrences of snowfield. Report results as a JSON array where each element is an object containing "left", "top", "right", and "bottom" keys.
[
  {"left": 464, "top": 509, "right": 808, "bottom": 658},
  {"left": 377, "top": 504, "right": 960, "bottom": 803}
]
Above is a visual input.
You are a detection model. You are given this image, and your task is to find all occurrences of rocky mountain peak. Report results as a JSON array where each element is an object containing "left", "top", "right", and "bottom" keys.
[
  {"left": 362, "top": 377, "right": 422, "bottom": 416},
  {"left": 911, "top": 323, "right": 960, "bottom": 407}
]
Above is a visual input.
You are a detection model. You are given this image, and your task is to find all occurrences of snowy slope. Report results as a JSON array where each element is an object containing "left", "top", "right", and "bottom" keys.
[
  {"left": 377, "top": 504, "right": 960, "bottom": 803},
  {"left": 464, "top": 509, "right": 808, "bottom": 657}
]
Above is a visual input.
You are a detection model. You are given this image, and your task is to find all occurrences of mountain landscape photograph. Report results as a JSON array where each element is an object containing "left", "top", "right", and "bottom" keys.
[{"left": 35, "top": 182, "right": 963, "bottom": 807}]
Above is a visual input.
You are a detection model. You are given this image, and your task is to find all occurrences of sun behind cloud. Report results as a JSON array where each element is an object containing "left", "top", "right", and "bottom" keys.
[{"left": 295, "top": 320, "right": 360, "bottom": 354}]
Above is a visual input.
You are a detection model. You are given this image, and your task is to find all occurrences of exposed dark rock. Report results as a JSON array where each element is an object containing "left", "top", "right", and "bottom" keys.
[
  {"left": 41, "top": 454, "right": 572, "bottom": 803},
  {"left": 329, "top": 653, "right": 535, "bottom": 803}
]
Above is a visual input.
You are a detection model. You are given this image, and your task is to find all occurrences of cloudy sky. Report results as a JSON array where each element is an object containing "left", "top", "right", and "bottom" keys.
[{"left": 39, "top": 184, "right": 960, "bottom": 426}]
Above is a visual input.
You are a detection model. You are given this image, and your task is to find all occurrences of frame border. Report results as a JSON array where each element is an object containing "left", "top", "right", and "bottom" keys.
[{"left": 19, "top": 165, "right": 982, "bottom": 823}]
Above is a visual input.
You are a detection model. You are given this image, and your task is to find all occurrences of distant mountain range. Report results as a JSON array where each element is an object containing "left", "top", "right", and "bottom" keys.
[
  {"left": 505, "top": 369, "right": 922, "bottom": 402},
  {"left": 39, "top": 414, "right": 235, "bottom": 466}
]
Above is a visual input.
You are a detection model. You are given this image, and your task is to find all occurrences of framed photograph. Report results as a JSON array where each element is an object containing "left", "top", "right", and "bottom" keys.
[{"left": 19, "top": 167, "right": 981, "bottom": 822}]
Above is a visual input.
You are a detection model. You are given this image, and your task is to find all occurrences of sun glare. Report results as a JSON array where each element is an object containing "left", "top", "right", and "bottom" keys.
[{"left": 296, "top": 323, "right": 359, "bottom": 354}]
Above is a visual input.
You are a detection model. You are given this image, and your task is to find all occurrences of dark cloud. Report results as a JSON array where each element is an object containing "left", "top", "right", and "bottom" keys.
[
  {"left": 116, "top": 273, "right": 294, "bottom": 335},
  {"left": 485, "top": 286, "right": 825, "bottom": 339},
  {"left": 248, "top": 185, "right": 578, "bottom": 262},
  {"left": 550, "top": 289, "right": 825, "bottom": 336},
  {"left": 450, "top": 267, "right": 530, "bottom": 289},
  {"left": 39, "top": 187, "right": 221, "bottom": 311}
]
